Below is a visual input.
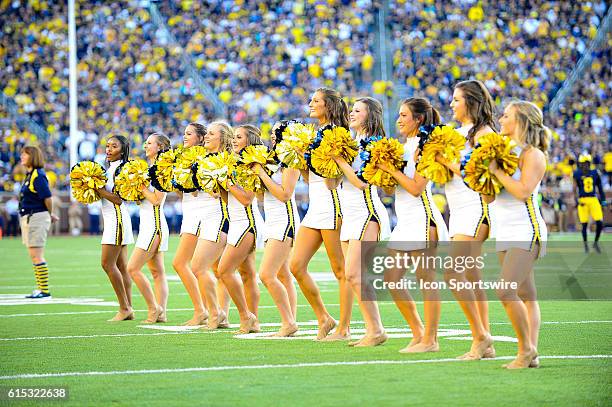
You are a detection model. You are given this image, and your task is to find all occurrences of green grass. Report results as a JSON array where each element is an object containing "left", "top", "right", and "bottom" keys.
[{"left": 1, "top": 234, "right": 611, "bottom": 406}]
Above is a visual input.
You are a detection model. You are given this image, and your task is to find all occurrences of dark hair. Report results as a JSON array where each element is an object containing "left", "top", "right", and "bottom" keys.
[
  {"left": 188, "top": 122, "right": 207, "bottom": 145},
  {"left": 455, "top": 80, "right": 497, "bottom": 146},
  {"left": 236, "top": 124, "right": 263, "bottom": 147},
  {"left": 401, "top": 97, "right": 441, "bottom": 128},
  {"left": 150, "top": 132, "right": 171, "bottom": 152},
  {"left": 355, "top": 97, "right": 387, "bottom": 138},
  {"left": 21, "top": 145, "right": 45, "bottom": 169},
  {"left": 315, "top": 87, "right": 349, "bottom": 129},
  {"left": 108, "top": 135, "right": 130, "bottom": 162}
]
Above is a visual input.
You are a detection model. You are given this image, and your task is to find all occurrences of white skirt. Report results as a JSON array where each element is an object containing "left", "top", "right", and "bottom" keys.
[
  {"left": 493, "top": 198, "right": 547, "bottom": 258},
  {"left": 339, "top": 185, "right": 390, "bottom": 241},
  {"left": 301, "top": 172, "right": 342, "bottom": 230},
  {"left": 264, "top": 199, "right": 300, "bottom": 243},
  {"left": 198, "top": 206, "right": 228, "bottom": 243},
  {"left": 136, "top": 205, "right": 169, "bottom": 252},
  {"left": 180, "top": 210, "right": 202, "bottom": 237},
  {"left": 388, "top": 192, "right": 449, "bottom": 252},
  {"left": 101, "top": 203, "right": 134, "bottom": 246},
  {"left": 448, "top": 196, "right": 490, "bottom": 239},
  {"left": 227, "top": 205, "right": 258, "bottom": 247}
]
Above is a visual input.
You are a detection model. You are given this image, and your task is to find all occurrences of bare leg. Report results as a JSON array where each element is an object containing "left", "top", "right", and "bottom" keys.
[
  {"left": 321, "top": 228, "right": 352, "bottom": 337},
  {"left": 192, "top": 238, "right": 226, "bottom": 325},
  {"left": 147, "top": 252, "right": 168, "bottom": 321},
  {"left": 172, "top": 233, "right": 206, "bottom": 325},
  {"left": 278, "top": 260, "right": 297, "bottom": 319},
  {"left": 127, "top": 241, "right": 161, "bottom": 323},
  {"left": 101, "top": 244, "right": 132, "bottom": 321}
]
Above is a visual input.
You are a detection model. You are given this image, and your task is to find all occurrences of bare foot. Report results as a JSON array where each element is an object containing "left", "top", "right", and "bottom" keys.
[
  {"left": 399, "top": 342, "right": 439, "bottom": 353},
  {"left": 206, "top": 311, "right": 227, "bottom": 330},
  {"left": 320, "top": 331, "right": 351, "bottom": 342},
  {"left": 315, "top": 317, "right": 337, "bottom": 341},
  {"left": 157, "top": 309, "right": 167, "bottom": 323},
  {"left": 458, "top": 335, "right": 493, "bottom": 360},
  {"left": 483, "top": 345, "right": 496, "bottom": 359},
  {"left": 234, "top": 313, "right": 257, "bottom": 334},
  {"left": 108, "top": 309, "right": 134, "bottom": 322},
  {"left": 142, "top": 305, "right": 163, "bottom": 324},
  {"left": 182, "top": 312, "right": 208, "bottom": 326},
  {"left": 354, "top": 332, "right": 388, "bottom": 347},
  {"left": 505, "top": 350, "right": 537, "bottom": 369},
  {"left": 275, "top": 323, "right": 298, "bottom": 337}
]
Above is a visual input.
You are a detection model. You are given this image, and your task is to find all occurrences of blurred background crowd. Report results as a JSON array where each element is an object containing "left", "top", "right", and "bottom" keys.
[{"left": 1, "top": 0, "right": 610, "bottom": 235}]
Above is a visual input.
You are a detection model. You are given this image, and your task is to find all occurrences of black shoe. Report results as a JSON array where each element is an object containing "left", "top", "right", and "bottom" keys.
[
  {"left": 593, "top": 242, "right": 601, "bottom": 254},
  {"left": 25, "top": 290, "right": 51, "bottom": 299}
]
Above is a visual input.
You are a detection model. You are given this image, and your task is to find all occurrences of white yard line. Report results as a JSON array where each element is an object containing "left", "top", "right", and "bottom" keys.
[{"left": 0, "top": 355, "right": 610, "bottom": 380}]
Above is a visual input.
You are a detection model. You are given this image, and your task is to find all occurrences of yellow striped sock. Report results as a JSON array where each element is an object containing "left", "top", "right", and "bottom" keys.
[{"left": 33, "top": 263, "right": 49, "bottom": 294}]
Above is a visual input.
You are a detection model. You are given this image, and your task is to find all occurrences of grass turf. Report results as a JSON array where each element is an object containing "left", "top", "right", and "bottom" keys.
[{"left": 0, "top": 234, "right": 611, "bottom": 406}]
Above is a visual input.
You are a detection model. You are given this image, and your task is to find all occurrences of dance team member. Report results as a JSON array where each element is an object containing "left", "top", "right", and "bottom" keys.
[
  {"left": 378, "top": 98, "right": 449, "bottom": 353},
  {"left": 330, "top": 97, "right": 391, "bottom": 346},
  {"left": 289, "top": 87, "right": 350, "bottom": 340},
  {"left": 253, "top": 120, "right": 301, "bottom": 336},
  {"left": 489, "top": 100, "right": 549, "bottom": 368},
  {"left": 436, "top": 80, "right": 497, "bottom": 359},
  {"left": 171, "top": 123, "right": 210, "bottom": 326},
  {"left": 126, "top": 133, "right": 171, "bottom": 323},
  {"left": 96, "top": 135, "right": 134, "bottom": 321},
  {"left": 215, "top": 123, "right": 261, "bottom": 334},
  {"left": 19, "top": 145, "right": 59, "bottom": 299}
]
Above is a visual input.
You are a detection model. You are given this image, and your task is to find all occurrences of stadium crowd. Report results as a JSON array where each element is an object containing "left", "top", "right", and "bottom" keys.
[{"left": 1, "top": 0, "right": 609, "bottom": 234}]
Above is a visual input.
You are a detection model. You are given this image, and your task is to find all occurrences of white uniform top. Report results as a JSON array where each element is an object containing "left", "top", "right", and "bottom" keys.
[
  {"left": 444, "top": 126, "right": 481, "bottom": 211},
  {"left": 100, "top": 160, "right": 133, "bottom": 245},
  {"left": 493, "top": 146, "right": 547, "bottom": 255}
]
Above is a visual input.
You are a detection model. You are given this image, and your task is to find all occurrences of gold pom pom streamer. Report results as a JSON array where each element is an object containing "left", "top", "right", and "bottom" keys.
[
  {"left": 416, "top": 125, "right": 465, "bottom": 184},
  {"left": 462, "top": 132, "right": 519, "bottom": 195},
  {"left": 234, "top": 145, "right": 280, "bottom": 192},
  {"left": 306, "top": 126, "right": 358, "bottom": 178},
  {"left": 149, "top": 149, "right": 177, "bottom": 192},
  {"left": 113, "top": 159, "right": 151, "bottom": 201},
  {"left": 69, "top": 161, "right": 107, "bottom": 204},
  {"left": 194, "top": 151, "right": 238, "bottom": 193},
  {"left": 275, "top": 123, "right": 316, "bottom": 170},
  {"left": 172, "top": 146, "right": 208, "bottom": 192},
  {"left": 357, "top": 137, "right": 405, "bottom": 188}
]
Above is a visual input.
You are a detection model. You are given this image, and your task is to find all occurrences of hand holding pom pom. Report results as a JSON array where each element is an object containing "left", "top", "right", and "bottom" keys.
[
  {"left": 149, "top": 149, "right": 178, "bottom": 192},
  {"left": 306, "top": 126, "right": 358, "bottom": 178},
  {"left": 275, "top": 123, "right": 316, "bottom": 169},
  {"left": 416, "top": 125, "right": 465, "bottom": 184},
  {"left": 194, "top": 151, "right": 237, "bottom": 193},
  {"left": 462, "top": 132, "right": 519, "bottom": 195},
  {"left": 113, "top": 159, "right": 151, "bottom": 201},
  {"left": 357, "top": 137, "right": 405, "bottom": 188},
  {"left": 172, "top": 146, "right": 207, "bottom": 192},
  {"left": 70, "top": 161, "right": 107, "bottom": 204}
]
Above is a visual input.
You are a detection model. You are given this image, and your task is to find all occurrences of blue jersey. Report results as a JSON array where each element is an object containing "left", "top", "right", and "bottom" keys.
[
  {"left": 19, "top": 168, "right": 52, "bottom": 216},
  {"left": 573, "top": 168, "right": 604, "bottom": 199}
]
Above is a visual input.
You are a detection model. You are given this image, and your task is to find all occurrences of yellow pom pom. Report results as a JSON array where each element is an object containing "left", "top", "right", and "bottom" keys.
[
  {"left": 194, "top": 151, "right": 238, "bottom": 193},
  {"left": 69, "top": 161, "right": 107, "bottom": 204},
  {"left": 463, "top": 132, "right": 519, "bottom": 195},
  {"left": 275, "top": 123, "right": 316, "bottom": 169},
  {"left": 150, "top": 149, "right": 177, "bottom": 192},
  {"left": 358, "top": 137, "right": 405, "bottom": 188},
  {"left": 233, "top": 145, "right": 279, "bottom": 192},
  {"left": 113, "top": 159, "right": 150, "bottom": 201},
  {"left": 307, "top": 126, "right": 358, "bottom": 178},
  {"left": 173, "top": 146, "right": 207, "bottom": 192},
  {"left": 416, "top": 125, "right": 465, "bottom": 184}
]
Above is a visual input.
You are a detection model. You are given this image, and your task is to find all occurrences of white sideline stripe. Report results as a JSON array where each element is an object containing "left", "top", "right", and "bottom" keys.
[{"left": 1, "top": 355, "right": 610, "bottom": 380}]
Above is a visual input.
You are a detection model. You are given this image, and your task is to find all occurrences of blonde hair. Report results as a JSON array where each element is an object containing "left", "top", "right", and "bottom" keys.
[
  {"left": 236, "top": 124, "right": 263, "bottom": 147},
  {"left": 208, "top": 121, "right": 233, "bottom": 152},
  {"left": 507, "top": 100, "right": 551, "bottom": 156}
]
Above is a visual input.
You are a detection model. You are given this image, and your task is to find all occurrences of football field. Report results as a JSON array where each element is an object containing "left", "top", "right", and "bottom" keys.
[{"left": 1, "top": 234, "right": 611, "bottom": 406}]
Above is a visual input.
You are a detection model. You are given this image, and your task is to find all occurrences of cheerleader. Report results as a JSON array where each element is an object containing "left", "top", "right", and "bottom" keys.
[
  {"left": 378, "top": 98, "right": 449, "bottom": 352},
  {"left": 489, "top": 100, "right": 549, "bottom": 369},
  {"left": 95, "top": 135, "right": 134, "bottom": 321},
  {"left": 171, "top": 123, "right": 210, "bottom": 326},
  {"left": 187, "top": 122, "right": 237, "bottom": 329},
  {"left": 252, "top": 121, "right": 300, "bottom": 336},
  {"left": 216, "top": 124, "right": 262, "bottom": 334},
  {"left": 330, "top": 97, "right": 391, "bottom": 346},
  {"left": 289, "top": 87, "right": 351, "bottom": 340},
  {"left": 126, "top": 133, "right": 171, "bottom": 323},
  {"left": 436, "top": 80, "right": 497, "bottom": 359}
]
